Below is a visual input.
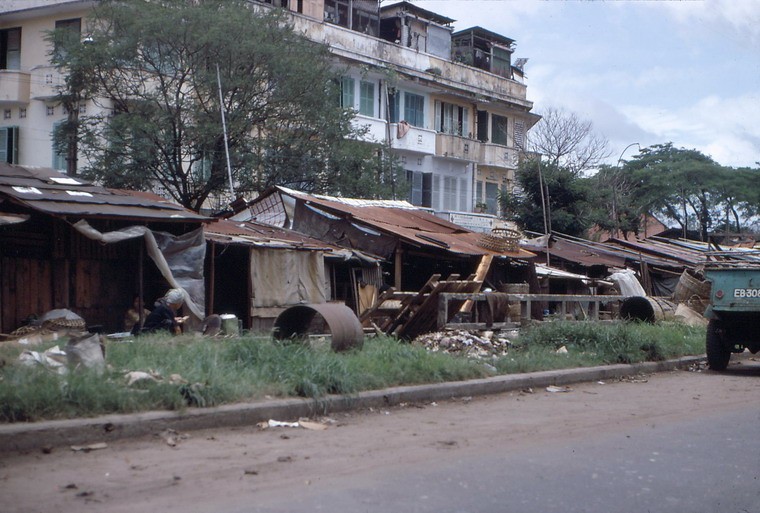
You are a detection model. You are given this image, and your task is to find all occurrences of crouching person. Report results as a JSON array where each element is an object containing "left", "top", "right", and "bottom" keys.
[{"left": 132, "top": 288, "right": 221, "bottom": 337}]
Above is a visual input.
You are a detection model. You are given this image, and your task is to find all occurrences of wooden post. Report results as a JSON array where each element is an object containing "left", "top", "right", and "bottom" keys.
[
  {"left": 138, "top": 242, "right": 145, "bottom": 327},
  {"left": 394, "top": 248, "right": 403, "bottom": 290},
  {"left": 460, "top": 254, "right": 493, "bottom": 313},
  {"left": 208, "top": 240, "right": 216, "bottom": 316}
]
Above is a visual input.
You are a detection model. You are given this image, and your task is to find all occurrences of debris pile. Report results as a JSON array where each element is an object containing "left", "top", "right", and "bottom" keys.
[{"left": 413, "top": 330, "right": 517, "bottom": 359}]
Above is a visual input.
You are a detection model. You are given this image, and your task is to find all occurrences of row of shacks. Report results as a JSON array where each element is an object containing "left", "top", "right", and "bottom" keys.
[{"left": 1, "top": 164, "right": 757, "bottom": 336}]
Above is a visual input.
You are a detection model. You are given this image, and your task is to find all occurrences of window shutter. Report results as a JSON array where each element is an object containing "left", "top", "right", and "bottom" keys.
[
  {"left": 434, "top": 100, "right": 441, "bottom": 132},
  {"left": 0, "top": 126, "right": 18, "bottom": 164},
  {"left": 462, "top": 107, "right": 469, "bottom": 137}
]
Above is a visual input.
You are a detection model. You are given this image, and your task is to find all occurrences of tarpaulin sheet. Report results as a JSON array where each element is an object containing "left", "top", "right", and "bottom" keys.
[
  {"left": 250, "top": 247, "right": 327, "bottom": 308},
  {"left": 72, "top": 220, "right": 206, "bottom": 319}
]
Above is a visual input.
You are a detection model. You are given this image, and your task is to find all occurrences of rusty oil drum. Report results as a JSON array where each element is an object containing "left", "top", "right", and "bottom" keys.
[{"left": 273, "top": 303, "right": 364, "bottom": 352}]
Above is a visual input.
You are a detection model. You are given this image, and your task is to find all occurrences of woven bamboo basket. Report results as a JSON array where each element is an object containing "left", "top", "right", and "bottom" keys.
[{"left": 477, "top": 227, "right": 521, "bottom": 253}]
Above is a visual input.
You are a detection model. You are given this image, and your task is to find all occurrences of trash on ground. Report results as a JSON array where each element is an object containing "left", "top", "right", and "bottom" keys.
[
  {"left": 18, "top": 346, "right": 68, "bottom": 374},
  {"left": 65, "top": 332, "right": 105, "bottom": 374},
  {"left": 71, "top": 442, "right": 108, "bottom": 452},
  {"left": 124, "top": 370, "right": 161, "bottom": 386},
  {"left": 299, "top": 420, "right": 328, "bottom": 431},
  {"left": 556, "top": 345, "right": 568, "bottom": 354},
  {"left": 258, "top": 418, "right": 331, "bottom": 430},
  {"left": 414, "top": 330, "right": 514, "bottom": 359},
  {"left": 546, "top": 385, "right": 572, "bottom": 393},
  {"left": 159, "top": 429, "right": 189, "bottom": 447}
]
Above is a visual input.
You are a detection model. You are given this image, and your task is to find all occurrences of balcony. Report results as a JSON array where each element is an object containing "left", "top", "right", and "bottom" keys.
[
  {"left": 291, "top": 15, "right": 531, "bottom": 108},
  {"left": 30, "top": 66, "right": 65, "bottom": 101},
  {"left": 435, "top": 133, "right": 480, "bottom": 161},
  {"left": 351, "top": 114, "right": 387, "bottom": 144},
  {"left": 389, "top": 122, "right": 436, "bottom": 154},
  {"left": 479, "top": 143, "right": 516, "bottom": 169},
  {"left": 0, "top": 70, "right": 31, "bottom": 105}
]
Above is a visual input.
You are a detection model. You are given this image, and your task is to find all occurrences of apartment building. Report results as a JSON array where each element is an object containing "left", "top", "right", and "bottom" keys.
[{"left": 0, "top": 0, "right": 538, "bottom": 221}]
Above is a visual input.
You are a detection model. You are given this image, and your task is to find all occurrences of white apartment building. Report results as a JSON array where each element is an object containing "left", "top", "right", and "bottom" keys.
[{"left": 0, "top": 0, "right": 538, "bottom": 220}]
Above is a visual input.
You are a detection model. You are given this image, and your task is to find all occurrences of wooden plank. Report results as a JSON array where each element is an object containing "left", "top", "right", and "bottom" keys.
[{"left": 460, "top": 255, "right": 492, "bottom": 314}]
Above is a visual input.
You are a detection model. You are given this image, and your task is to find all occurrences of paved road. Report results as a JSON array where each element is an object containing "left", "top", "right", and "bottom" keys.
[{"left": 3, "top": 361, "right": 760, "bottom": 513}]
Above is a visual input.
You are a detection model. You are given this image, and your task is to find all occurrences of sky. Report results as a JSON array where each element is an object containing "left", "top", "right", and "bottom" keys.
[{"left": 406, "top": 0, "right": 760, "bottom": 169}]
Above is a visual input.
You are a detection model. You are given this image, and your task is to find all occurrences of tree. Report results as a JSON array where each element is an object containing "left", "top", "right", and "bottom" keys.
[
  {"left": 49, "top": 0, "right": 396, "bottom": 211},
  {"left": 625, "top": 143, "right": 727, "bottom": 241},
  {"left": 588, "top": 164, "right": 642, "bottom": 239},
  {"left": 502, "top": 157, "right": 596, "bottom": 237},
  {"left": 528, "top": 106, "right": 611, "bottom": 175}
]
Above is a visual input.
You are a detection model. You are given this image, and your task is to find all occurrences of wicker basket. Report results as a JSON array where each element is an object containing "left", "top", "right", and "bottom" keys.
[{"left": 477, "top": 228, "right": 521, "bottom": 253}]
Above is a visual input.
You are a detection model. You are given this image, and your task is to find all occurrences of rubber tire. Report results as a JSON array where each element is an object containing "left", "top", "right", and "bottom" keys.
[{"left": 706, "top": 319, "right": 731, "bottom": 371}]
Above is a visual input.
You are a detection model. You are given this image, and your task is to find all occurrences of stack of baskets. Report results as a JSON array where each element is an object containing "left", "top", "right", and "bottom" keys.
[{"left": 477, "top": 226, "right": 521, "bottom": 253}]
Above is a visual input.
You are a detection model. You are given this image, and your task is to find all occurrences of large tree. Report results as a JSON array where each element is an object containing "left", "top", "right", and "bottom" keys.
[
  {"left": 528, "top": 106, "right": 611, "bottom": 175},
  {"left": 625, "top": 143, "right": 739, "bottom": 241},
  {"left": 502, "top": 157, "right": 595, "bottom": 238},
  {"left": 49, "top": 0, "right": 402, "bottom": 211}
]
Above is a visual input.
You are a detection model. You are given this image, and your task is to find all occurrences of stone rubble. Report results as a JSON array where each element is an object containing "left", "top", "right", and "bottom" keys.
[{"left": 413, "top": 329, "right": 519, "bottom": 359}]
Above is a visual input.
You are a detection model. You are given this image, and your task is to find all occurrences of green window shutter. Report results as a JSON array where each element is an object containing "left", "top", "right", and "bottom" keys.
[{"left": 0, "top": 126, "right": 18, "bottom": 164}]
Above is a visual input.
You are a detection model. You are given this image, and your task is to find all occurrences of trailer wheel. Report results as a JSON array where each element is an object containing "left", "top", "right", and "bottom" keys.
[{"left": 706, "top": 319, "right": 730, "bottom": 371}]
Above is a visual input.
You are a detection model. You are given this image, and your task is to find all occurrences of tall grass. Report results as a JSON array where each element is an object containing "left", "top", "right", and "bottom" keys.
[
  {"left": 494, "top": 320, "right": 704, "bottom": 374},
  {"left": 0, "top": 322, "right": 705, "bottom": 422}
]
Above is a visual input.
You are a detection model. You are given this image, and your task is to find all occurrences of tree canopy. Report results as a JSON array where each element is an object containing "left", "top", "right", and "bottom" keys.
[
  {"left": 528, "top": 106, "right": 611, "bottom": 175},
  {"left": 622, "top": 143, "right": 760, "bottom": 240},
  {"left": 49, "top": 0, "right": 403, "bottom": 211},
  {"left": 501, "top": 157, "right": 596, "bottom": 238},
  {"left": 502, "top": 143, "right": 760, "bottom": 241}
]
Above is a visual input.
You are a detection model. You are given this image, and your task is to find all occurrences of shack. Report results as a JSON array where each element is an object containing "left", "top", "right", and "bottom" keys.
[
  {"left": 229, "top": 186, "right": 535, "bottom": 293},
  {"left": 0, "top": 164, "right": 208, "bottom": 334},
  {"left": 205, "top": 218, "right": 382, "bottom": 331}
]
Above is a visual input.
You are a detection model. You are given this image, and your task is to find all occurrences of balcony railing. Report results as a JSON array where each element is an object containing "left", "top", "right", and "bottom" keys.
[
  {"left": 389, "top": 122, "right": 436, "bottom": 154},
  {"left": 29, "top": 66, "right": 64, "bottom": 101},
  {"left": 0, "top": 70, "right": 31, "bottom": 105},
  {"left": 479, "top": 143, "right": 516, "bottom": 169},
  {"left": 435, "top": 133, "right": 480, "bottom": 161}
]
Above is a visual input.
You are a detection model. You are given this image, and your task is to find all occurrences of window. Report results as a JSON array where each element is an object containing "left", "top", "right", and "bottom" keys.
[
  {"left": 406, "top": 170, "right": 432, "bottom": 207},
  {"left": 47, "top": 106, "right": 55, "bottom": 116},
  {"left": 0, "top": 126, "right": 19, "bottom": 164},
  {"left": 476, "top": 111, "right": 489, "bottom": 142},
  {"left": 0, "top": 27, "right": 21, "bottom": 70},
  {"left": 388, "top": 89, "right": 399, "bottom": 123},
  {"left": 514, "top": 120, "right": 525, "bottom": 151},
  {"left": 359, "top": 80, "right": 374, "bottom": 116},
  {"left": 52, "top": 122, "right": 67, "bottom": 170},
  {"left": 3, "top": 110, "right": 10, "bottom": 120},
  {"left": 53, "top": 18, "right": 81, "bottom": 61},
  {"left": 485, "top": 182, "right": 499, "bottom": 215},
  {"left": 491, "top": 114, "right": 508, "bottom": 146},
  {"left": 404, "top": 92, "right": 424, "bottom": 128},
  {"left": 443, "top": 176, "right": 457, "bottom": 211},
  {"left": 435, "top": 101, "right": 469, "bottom": 136},
  {"left": 340, "top": 77, "right": 355, "bottom": 109},
  {"left": 19, "top": 108, "right": 26, "bottom": 119}
]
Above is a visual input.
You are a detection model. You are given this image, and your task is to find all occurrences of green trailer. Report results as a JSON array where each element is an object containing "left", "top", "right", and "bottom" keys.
[{"left": 703, "top": 261, "right": 760, "bottom": 370}]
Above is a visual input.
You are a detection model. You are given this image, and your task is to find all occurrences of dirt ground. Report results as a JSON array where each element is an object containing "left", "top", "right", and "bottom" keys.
[{"left": 2, "top": 359, "right": 760, "bottom": 513}]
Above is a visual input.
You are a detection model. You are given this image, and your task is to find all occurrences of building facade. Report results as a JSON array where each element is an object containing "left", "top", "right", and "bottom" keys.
[{"left": 0, "top": 0, "right": 538, "bottom": 220}]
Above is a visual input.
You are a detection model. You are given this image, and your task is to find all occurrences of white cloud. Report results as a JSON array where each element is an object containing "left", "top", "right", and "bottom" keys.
[
  {"left": 654, "top": 0, "right": 760, "bottom": 45},
  {"left": 621, "top": 94, "right": 760, "bottom": 167}
]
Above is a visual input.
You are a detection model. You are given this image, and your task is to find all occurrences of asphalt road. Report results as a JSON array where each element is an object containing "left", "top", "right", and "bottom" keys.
[{"left": 3, "top": 360, "right": 760, "bottom": 513}]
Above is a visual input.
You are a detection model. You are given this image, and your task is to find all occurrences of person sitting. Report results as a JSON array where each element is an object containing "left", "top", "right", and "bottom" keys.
[
  {"left": 132, "top": 288, "right": 186, "bottom": 336},
  {"left": 124, "top": 295, "right": 151, "bottom": 332}
]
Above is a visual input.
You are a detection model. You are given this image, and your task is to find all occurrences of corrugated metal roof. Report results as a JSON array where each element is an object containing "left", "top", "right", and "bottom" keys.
[
  {"left": 206, "top": 218, "right": 334, "bottom": 251},
  {"left": 0, "top": 164, "right": 208, "bottom": 222},
  {"left": 275, "top": 187, "right": 534, "bottom": 259}
]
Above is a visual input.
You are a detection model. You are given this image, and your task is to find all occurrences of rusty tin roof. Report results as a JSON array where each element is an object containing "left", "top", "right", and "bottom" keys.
[{"left": 0, "top": 164, "right": 208, "bottom": 222}]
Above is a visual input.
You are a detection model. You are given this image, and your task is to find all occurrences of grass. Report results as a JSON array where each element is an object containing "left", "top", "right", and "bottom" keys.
[{"left": 0, "top": 321, "right": 706, "bottom": 423}]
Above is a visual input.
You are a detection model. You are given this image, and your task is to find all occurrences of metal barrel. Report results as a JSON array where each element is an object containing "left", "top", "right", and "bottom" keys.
[{"left": 272, "top": 303, "right": 364, "bottom": 351}]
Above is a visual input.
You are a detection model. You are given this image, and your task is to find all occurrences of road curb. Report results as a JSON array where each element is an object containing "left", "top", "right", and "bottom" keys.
[{"left": 0, "top": 355, "right": 706, "bottom": 454}]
